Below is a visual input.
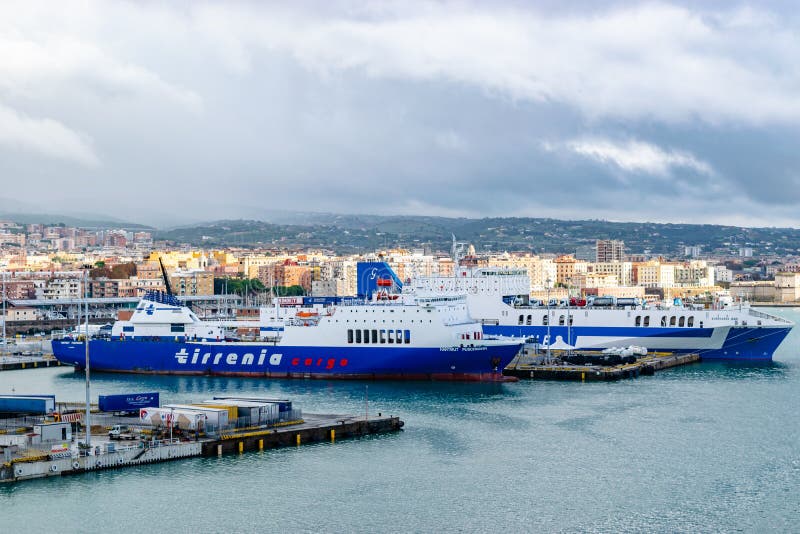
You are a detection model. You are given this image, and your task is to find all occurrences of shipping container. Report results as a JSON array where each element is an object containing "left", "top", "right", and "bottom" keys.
[
  {"left": 192, "top": 403, "right": 238, "bottom": 421},
  {"left": 213, "top": 396, "right": 292, "bottom": 413},
  {"left": 202, "top": 399, "right": 279, "bottom": 425},
  {"left": 99, "top": 392, "right": 160, "bottom": 413},
  {"left": 163, "top": 404, "right": 229, "bottom": 429},
  {"left": 0, "top": 395, "right": 56, "bottom": 415}
]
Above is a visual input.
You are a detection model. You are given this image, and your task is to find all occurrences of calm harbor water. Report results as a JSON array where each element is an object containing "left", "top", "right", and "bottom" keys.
[{"left": 2, "top": 308, "right": 799, "bottom": 533}]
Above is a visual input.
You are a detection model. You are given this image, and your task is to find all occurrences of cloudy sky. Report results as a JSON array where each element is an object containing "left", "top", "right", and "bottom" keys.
[{"left": 1, "top": 1, "right": 799, "bottom": 227}]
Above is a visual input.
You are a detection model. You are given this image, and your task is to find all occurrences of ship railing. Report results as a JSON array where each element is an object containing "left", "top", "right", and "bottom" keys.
[{"left": 747, "top": 307, "right": 793, "bottom": 324}]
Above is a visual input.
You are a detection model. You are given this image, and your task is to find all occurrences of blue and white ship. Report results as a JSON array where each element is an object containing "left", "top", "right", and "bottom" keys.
[
  {"left": 52, "top": 290, "right": 524, "bottom": 381},
  {"left": 405, "top": 267, "right": 793, "bottom": 361}
]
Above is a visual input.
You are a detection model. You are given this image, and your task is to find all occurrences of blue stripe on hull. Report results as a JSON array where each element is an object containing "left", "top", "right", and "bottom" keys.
[{"left": 52, "top": 340, "right": 523, "bottom": 382}]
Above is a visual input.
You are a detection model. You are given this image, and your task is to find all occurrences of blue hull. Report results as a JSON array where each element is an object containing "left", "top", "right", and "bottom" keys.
[
  {"left": 483, "top": 325, "right": 792, "bottom": 361},
  {"left": 52, "top": 340, "right": 523, "bottom": 382}
]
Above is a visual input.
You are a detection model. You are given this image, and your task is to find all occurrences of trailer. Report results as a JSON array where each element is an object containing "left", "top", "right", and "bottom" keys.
[
  {"left": 0, "top": 395, "right": 56, "bottom": 415},
  {"left": 139, "top": 407, "right": 206, "bottom": 431},
  {"left": 163, "top": 404, "right": 229, "bottom": 429},
  {"left": 99, "top": 392, "right": 160, "bottom": 414}
]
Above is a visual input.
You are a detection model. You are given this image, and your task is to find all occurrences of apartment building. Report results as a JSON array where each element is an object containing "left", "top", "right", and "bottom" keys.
[
  {"left": 596, "top": 239, "right": 624, "bottom": 263},
  {"left": 588, "top": 261, "right": 633, "bottom": 286},
  {"left": 37, "top": 278, "right": 84, "bottom": 299},
  {"left": 169, "top": 270, "right": 214, "bottom": 296}
]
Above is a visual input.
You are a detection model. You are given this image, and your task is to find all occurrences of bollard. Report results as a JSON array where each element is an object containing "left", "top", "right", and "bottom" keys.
[
  {"left": 296, "top": 434, "right": 301, "bottom": 446},
  {"left": 330, "top": 429, "right": 335, "bottom": 443},
  {"left": 238, "top": 442, "right": 243, "bottom": 454},
  {"left": 581, "top": 372, "right": 585, "bottom": 382},
  {"left": 217, "top": 444, "right": 222, "bottom": 457},
  {"left": 258, "top": 439, "right": 263, "bottom": 451}
]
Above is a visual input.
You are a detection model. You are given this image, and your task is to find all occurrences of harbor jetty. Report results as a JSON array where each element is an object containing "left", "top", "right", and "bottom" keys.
[
  {"left": 504, "top": 349, "right": 700, "bottom": 381},
  {"left": 0, "top": 394, "right": 403, "bottom": 484}
]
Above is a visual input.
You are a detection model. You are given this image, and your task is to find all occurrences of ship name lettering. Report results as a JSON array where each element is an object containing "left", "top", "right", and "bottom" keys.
[
  {"left": 288, "top": 356, "right": 343, "bottom": 368},
  {"left": 175, "top": 348, "right": 189, "bottom": 364}
]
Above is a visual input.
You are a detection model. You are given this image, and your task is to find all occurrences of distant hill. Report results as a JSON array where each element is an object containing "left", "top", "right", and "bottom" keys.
[
  {"left": 0, "top": 211, "right": 153, "bottom": 230},
  {"left": 155, "top": 216, "right": 800, "bottom": 256}
]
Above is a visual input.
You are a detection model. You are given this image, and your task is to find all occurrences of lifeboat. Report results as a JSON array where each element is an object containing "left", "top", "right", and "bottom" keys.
[{"left": 296, "top": 310, "right": 319, "bottom": 318}]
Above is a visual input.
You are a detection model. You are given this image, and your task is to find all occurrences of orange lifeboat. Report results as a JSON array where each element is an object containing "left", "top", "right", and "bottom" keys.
[{"left": 296, "top": 310, "right": 319, "bottom": 318}]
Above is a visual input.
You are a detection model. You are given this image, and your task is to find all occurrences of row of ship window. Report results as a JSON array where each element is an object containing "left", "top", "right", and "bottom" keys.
[
  {"left": 518, "top": 315, "right": 574, "bottom": 326},
  {"left": 517, "top": 314, "right": 704, "bottom": 328},
  {"left": 347, "top": 329, "right": 411, "bottom": 344},
  {"left": 635, "top": 315, "right": 700, "bottom": 328}
]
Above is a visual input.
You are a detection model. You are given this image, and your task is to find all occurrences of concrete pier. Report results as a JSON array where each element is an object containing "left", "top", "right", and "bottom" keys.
[
  {"left": 203, "top": 414, "right": 403, "bottom": 456},
  {"left": 1, "top": 413, "right": 403, "bottom": 483},
  {"left": 0, "top": 355, "right": 61, "bottom": 371}
]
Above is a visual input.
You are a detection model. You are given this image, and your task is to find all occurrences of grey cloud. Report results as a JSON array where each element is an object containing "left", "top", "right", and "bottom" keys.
[{"left": 0, "top": 1, "right": 798, "bottom": 229}]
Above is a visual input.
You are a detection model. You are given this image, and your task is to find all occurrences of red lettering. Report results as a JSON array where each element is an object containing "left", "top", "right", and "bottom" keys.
[
  {"left": 326, "top": 358, "right": 336, "bottom": 370},
  {"left": 304, "top": 358, "right": 312, "bottom": 366},
  {"left": 291, "top": 358, "right": 299, "bottom": 366},
  {"left": 316, "top": 358, "right": 323, "bottom": 366},
  {"left": 339, "top": 359, "right": 348, "bottom": 367}
]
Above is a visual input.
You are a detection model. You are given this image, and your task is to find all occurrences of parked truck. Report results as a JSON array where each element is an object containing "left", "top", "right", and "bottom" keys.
[{"left": 108, "top": 424, "right": 141, "bottom": 440}]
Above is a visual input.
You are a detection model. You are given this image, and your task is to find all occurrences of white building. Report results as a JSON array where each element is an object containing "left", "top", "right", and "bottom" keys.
[
  {"left": 588, "top": 261, "right": 633, "bottom": 286},
  {"left": 713, "top": 265, "right": 733, "bottom": 284},
  {"left": 674, "top": 261, "right": 715, "bottom": 287},
  {"left": 37, "top": 278, "right": 84, "bottom": 300}
]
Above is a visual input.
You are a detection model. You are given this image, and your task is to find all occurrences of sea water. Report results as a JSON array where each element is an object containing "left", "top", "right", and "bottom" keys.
[{"left": 1, "top": 308, "right": 799, "bottom": 533}]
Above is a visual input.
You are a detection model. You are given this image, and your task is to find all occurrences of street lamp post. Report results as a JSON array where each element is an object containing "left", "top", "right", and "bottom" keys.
[
  {"left": 83, "top": 269, "right": 91, "bottom": 449},
  {"left": 566, "top": 277, "right": 572, "bottom": 353},
  {"left": 1, "top": 271, "right": 6, "bottom": 357},
  {"left": 545, "top": 278, "right": 552, "bottom": 364}
]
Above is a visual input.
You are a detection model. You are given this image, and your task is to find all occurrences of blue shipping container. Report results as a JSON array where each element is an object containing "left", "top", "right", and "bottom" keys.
[{"left": 99, "top": 392, "right": 160, "bottom": 413}]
